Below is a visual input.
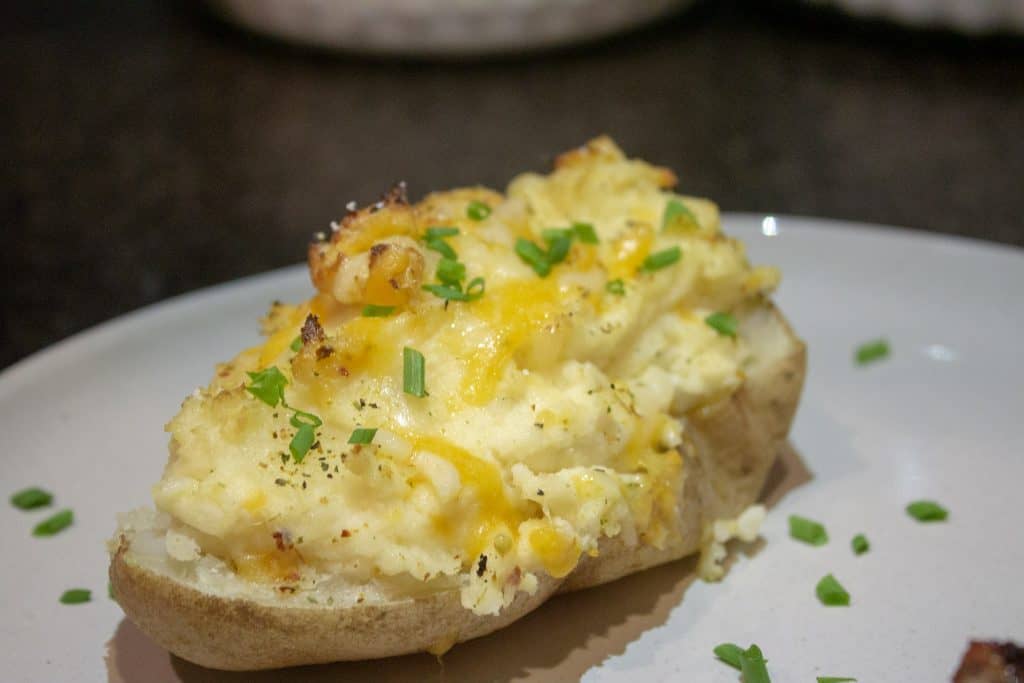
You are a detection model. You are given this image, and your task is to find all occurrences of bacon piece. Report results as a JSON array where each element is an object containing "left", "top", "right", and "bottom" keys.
[{"left": 953, "top": 640, "right": 1024, "bottom": 683}]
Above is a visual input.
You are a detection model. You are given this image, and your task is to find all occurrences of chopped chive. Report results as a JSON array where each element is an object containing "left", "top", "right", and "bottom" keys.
[
  {"left": 713, "top": 643, "right": 745, "bottom": 669},
  {"left": 740, "top": 644, "right": 772, "bottom": 683},
  {"left": 59, "top": 589, "right": 91, "bottom": 605},
  {"left": 108, "top": 581, "right": 115, "bottom": 600},
  {"left": 289, "top": 424, "right": 316, "bottom": 463},
  {"left": 466, "top": 200, "right": 491, "bottom": 221},
  {"left": 705, "top": 311, "right": 738, "bottom": 338},
  {"left": 423, "top": 279, "right": 484, "bottom": 302},
  {"left": 424, "top": 226, "right": 459, "bottom": 239},
  {"left": 246, "top": 367, "right": 288, "bottom": 407},
  {"left": 789, "top": 515, "right": 829, "bottom": 546},
  {"left": 639, "top": 246, "right": 681, "bottom": 273},
  {"left": 541, "top": 228, "right": 572, "bottom": 244},
  {"left": 10, "top": 487, "right": 53, "bottom": 510},
  {"left": 906, "top": 500, "right": 948, "bottom": 522},
  {"left": 362, "top": 304, "right": 396, "bottom": 317},
  {"left": 423, "top": 283, "right": 467, "bottom": 301},
  {"left": 572, "top": 222, "right": 599, "bottom": 244},
  {"left": 425, "top": 236, "right": 457, "bottom": 260},
  {"left": 436, "top": 258, "right": 466, "bottom": 286},
  {"left": 854, "top": 339, "right": 890, "bottom": 366},
  {"left": 348, "top": 428, "right": 378, "bottom": 445},
  {"left": 465, "top": 277, "right": 485, "bottom": 299},
  {"left": 818, "top": 678, "right": 858, "bottom": 682},
  {"left": 290, "top": 409, "right": 323, "bottom": 429},
  {"left": 816, "top": 573, "right": 851, "bottom": 606},
  {"left": 546, "top": 235, "right": 573, "bottom": 265},
  {"left": 289, "top": 336, "right": 302, "bottom": 352},
  {"left": 605, "top": 279, "right": 626, "bottom": 296},
  {"left": 661, "top": 198, "right": 699, "bottom": 231},
  {"left": 851, "top": 534, "right": 870, "bottom": 555},
  {"left": 33, "top": 509, "right": 73, "bottom": 537},
  {"left": 515, "top": 238, "right": 551, "bottom": 277},
  {"left": 403, "top": 347, "right": 426, "bottom": 397}
]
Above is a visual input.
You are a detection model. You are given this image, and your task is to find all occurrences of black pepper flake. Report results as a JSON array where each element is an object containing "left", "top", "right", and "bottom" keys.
[
  {"left": 534, "top": 422, "right": 544, "bottom": 429},
  {"left": 537, "top": 489, "right": 545, "bottom": 496},
  {"left": 327, "top": 473, "right": 333, "bottom": 479},
  {"left": 368, "top": 402, "right": 379, "bottom": 409},
  {"left": 280, "top": 453, "right": 288, "bottom": 465},
  {"left": 476, "top": 554, "right": 488, "bottom": 577},
  {"left": 275, "top": 478, "right": 288, "bottom": 486},
  {"left": 302, "top": 481, "right": 307, "bottom": 490},
  {"left": 321, "top": 462, "right": 329, "bottom": 472}
]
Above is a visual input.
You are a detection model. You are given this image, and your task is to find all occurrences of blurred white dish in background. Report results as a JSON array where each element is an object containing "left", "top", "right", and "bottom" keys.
[
  {"left": 205, "top": 0, "right": 695, "bottom": 56},
  {"left": 806, "top": 0, "right": 1024, "bottom": 33}
]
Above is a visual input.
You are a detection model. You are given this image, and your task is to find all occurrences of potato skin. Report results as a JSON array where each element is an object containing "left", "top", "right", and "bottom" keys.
[{"left": 110, "top": 305, "right": 805, "bottom": 670}]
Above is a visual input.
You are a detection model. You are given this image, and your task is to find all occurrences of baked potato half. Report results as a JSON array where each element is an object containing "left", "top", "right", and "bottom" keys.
[{"left": 110, "top": 138, "right": 806, "bottom": 670}]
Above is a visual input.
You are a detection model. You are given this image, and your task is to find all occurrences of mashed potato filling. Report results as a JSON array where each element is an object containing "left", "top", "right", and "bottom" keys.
[{"left": 152, "top": 138, "right": 779, "bottom": 615}]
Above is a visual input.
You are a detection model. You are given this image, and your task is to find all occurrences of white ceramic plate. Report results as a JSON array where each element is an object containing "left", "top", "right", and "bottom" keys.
[
  {"left": 2, "top": 215, "right": 1022, "bottom": 682},
  {"left": 206, "top": 0, "right": 694, "bottom": 57}
]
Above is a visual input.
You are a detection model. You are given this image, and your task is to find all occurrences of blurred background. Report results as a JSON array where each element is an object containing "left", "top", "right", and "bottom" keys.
[{"left": 3, "top": 0, "right": 1022, "bottom": 370}]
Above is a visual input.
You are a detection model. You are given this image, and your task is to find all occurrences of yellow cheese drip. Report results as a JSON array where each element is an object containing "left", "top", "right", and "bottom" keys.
[
  {"left": 410, "top": 435, "right": 527, "bottom": 562},
  {"left": 459, "top": 279, "right": 562, "bottom": 406}
]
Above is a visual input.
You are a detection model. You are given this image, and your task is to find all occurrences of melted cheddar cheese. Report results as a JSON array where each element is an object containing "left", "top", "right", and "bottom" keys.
[{"left": 153, "top": 137, "right": 780, "bottom": 615}]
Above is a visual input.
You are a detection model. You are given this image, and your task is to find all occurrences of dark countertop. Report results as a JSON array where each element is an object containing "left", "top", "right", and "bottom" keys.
[{"left": 3, "top": 0, "right": 1022, "bottom": 370}]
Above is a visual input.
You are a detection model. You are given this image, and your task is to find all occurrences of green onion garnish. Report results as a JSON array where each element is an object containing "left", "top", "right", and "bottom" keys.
[
  {"left": 467, "top": 200, "right": 491, "bottom": 221},
  {"left": 362, "top": 304, "right": 396, "bottom": 317},
  {"left": 59, "top": 589, "right": 91, "bottom": 605},
  {"left": 436, "top": 258, "right": 466, "bottom": 286},
  {"left": 713, "top": 643, "right": 745, "bottom": 669},
  {"left": 425, "top": 237, "right": 457, "bottom": 260},
  {"left": 540, "top": 228, "right": 571, "bottom": 244},
  {"left": 10, "top": 487, "right": 53, "bottom": 510},
  {"left": 348, "top": 428, "right": 378, "bottom": 445},
  {"left": 33, "top": 509, "right": 73, "bottom": 537},
  {"left": 818, "top": 678, "right": 858, "bottom": 682},
  {"left": 403, "top": 347, "right": 426, "bottom": 397},
  {"left": 572, "top": 222, "right": 599, "bottom": 244},
  {"left": 515, "top": 238, "right": 551, "bottom": 277},
  {"left": 424, "top": 226, "right": 459, "bottom": 239},
  {"left": 906, "top": 500, "right": 948, "bottom": 522},
  {"left": 289, "top": 424, "right": 316, "bottom": 463},
  {"left": 705, "top": 312, "right": 738, "bottom": 338},
  {"left": 246, "top": 367, "right": 288, "bottom": 407},
  {"left": 740, "top": 644, "right": 772, "bottom": 683},
  {"left": 423, "top": 283, "right": 466, "bottom": 301},
  {"left": 639, "top": 246, "right": 681, "bottom": 273},
  {"left": 465, "top": 277, "right": 485, "bottom": 299},
  {"left": 605, "top": 279, "right": 626, "bottom": 296},
  {"left": 661, "top": 198, "right": 699, "bottom": 231},
  {"left": 789, "top": 515, "right": 829, "bottom": 546},
  {"left": 290, "top": 409, "right": 323, "bottom": 429},
  {"left": 289, "top": 336, "right": 302, "bottom": 352},
  {"left": 851, "top": 534, "right": 869, "bottom": 555},
  {"left": 545, "top": 234, "right": 573, "bottom": 265},
  {"left": 854, "top": 339, "right": 890, "bottom": 365},
  {"left": 816, "top": 573, "right": 851, "bottom": 606},
  {"left": 423, "top": 278, "right": 485, "bottom": 302}
]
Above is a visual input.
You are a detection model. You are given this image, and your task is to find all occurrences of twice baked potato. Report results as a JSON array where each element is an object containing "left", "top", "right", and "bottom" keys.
[{"left": 110, "top": 137, "right": 806, "bottom": 670}]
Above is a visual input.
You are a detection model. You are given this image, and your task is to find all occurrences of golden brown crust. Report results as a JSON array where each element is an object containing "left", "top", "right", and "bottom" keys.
[{"left": 110, "top": 305, "right": 805, "bottom": 669}]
